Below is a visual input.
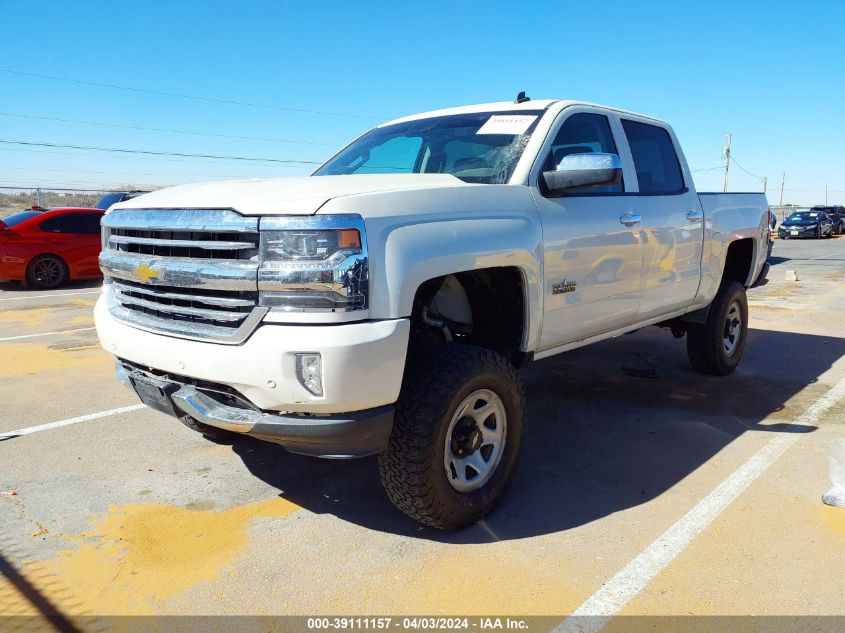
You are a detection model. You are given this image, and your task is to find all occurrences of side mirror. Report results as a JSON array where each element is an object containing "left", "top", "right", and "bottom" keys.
[{"left": 542, "top": 152, "right": 623, "bottom": 194}]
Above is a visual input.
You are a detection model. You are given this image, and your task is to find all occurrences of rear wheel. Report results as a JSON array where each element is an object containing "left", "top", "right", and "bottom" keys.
[
  {"left": 687, "top": 280, "right": 748, "bottom": 376},
  {"left": 26, "top": 255, "right": 67, "bottom": 289},
  {"left": 378, "top": 345, "right": 525, "bottom": 530}
]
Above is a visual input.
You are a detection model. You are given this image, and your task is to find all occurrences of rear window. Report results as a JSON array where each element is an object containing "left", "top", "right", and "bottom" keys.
[
  {"left": 621, "top": 119, "right": 685, "bottom": 194},
  {"left": 2, "top": 210, "right": 42, "bottom": 227}
]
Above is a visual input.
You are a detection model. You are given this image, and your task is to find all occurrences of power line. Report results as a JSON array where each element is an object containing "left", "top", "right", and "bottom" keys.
[
  {"left": 0, "top": 68, "right": 382, "bottom": 120},
  {"left": 0, "top": 112, "right": 339, "bottom": 147},
  {"left": 0, "top": 140, "right": 322, "bottom": 165},
  {"left": 730, "top": 154, "right": 765, "bottom": 180},
  {"left": 0, "top": 145, "right": 304, "bottom": 168},
  {"left": 0, "top": 164, "right": 247, "bottom": 179}
]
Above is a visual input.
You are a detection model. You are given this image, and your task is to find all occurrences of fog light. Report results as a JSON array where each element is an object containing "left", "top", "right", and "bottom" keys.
[{"left": 294, "top": 353, "right": 323, "bottom": 396}]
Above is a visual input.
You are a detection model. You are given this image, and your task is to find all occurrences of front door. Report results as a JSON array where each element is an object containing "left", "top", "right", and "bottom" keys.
[{"left": 532, "top": 111, "right": 643, "bottom": 350}]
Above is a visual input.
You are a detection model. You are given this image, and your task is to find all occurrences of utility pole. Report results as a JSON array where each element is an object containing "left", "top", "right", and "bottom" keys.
[
  {"left": 779, "top": 172, "right": 785, "bottom": 206},
  {"left": 722, "top": 132, "right": 732, "bottom": 193},
  {"left": 826, "top": 184, "right": 828, "bottom": 205},
  {"left": 763, "top": 176, "right": 767, "bottom": 194}
]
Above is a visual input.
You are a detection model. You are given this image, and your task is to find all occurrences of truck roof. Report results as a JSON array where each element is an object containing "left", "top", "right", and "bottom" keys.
[{"left": 380, "top": 99, "right": 666, "bottom": 127}]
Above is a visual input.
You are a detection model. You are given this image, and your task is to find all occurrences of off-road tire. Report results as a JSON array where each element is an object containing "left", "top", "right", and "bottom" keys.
[
  {"left": 378, "top": 345, "right": 526, "bottom": 531},
  {"left": 26, "top": 254, "right": 67, "bottom": 289},
  {"left": 687, "top": 280, "right": 748, "bottom": 376}
]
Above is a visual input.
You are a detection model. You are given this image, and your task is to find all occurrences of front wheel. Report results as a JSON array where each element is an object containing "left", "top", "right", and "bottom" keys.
[
  {"left": 378, "top": 345, "right": 526, "bottom": 530},
  {"left": 687, "top": 280, "right": 748, "bottom": 376}
]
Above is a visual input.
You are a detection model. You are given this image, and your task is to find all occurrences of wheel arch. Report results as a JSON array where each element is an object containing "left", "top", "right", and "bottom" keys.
[
  {"left": 721, "top": 237, "right": 756, "bottom": 286},
  {"left": 408, "top": 267, "right": 532, "bottom": 366}
]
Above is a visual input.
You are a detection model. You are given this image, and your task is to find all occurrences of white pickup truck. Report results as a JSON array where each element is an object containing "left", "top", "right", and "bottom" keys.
[{"left": 95, "top": 97, "right": 769, "bottom": 530}]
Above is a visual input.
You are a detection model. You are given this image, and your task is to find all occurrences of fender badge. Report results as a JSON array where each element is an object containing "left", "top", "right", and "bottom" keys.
[
  {"left": 132, "top": 263, "right": 161, "bottom": 283},
  {"left": 552, "top": 280, "right": 577, "bottom": 295}
]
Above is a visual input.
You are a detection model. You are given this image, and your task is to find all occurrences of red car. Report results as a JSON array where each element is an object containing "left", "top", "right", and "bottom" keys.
[{"left": 0, "top": 207, "right": 105, "bottom": 289}]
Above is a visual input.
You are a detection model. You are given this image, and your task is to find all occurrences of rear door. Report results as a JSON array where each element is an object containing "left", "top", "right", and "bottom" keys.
[
  {"left": 530, "top": 109, "right": 643, "bottom": 349},
  {"left": 619, "top": 118, "right": 704, "bottom": 319},
  {"left": 38, "top": 212, "right": 103, "bottom": 276}
]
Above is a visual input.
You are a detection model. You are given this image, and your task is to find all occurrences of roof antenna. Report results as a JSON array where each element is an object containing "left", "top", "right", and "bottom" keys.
[{"left": 515, "top": 91, "right": 530, "bottom": 104}]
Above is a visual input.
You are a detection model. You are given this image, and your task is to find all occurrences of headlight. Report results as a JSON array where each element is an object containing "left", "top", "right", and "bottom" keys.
[{"left": 258, "top": 215, "right": 368, "bottom": 313}]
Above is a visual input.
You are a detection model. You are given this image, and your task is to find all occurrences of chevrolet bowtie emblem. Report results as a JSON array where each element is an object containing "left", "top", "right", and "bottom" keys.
[{"left": 132, "top": 263, "right": 161, "bottom": 283}]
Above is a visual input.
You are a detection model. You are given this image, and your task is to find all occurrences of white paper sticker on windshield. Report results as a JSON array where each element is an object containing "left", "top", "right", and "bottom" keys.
[{"left": 476, "top": 115, "right": 537, "bottom": 135}]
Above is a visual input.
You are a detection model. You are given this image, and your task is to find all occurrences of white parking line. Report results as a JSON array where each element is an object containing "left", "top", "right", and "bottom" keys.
[
  {"left": 0, "top": 404, "right": 146, "bottom": 439},
  {"left": 0, "top": 327, "right": 96, "bottom": 342},
  {"left": 556, "top": 376, "right": 845, "bottom": 633},
  {"left": 0, "top": 290, "right": 101, "bottom": 302}
]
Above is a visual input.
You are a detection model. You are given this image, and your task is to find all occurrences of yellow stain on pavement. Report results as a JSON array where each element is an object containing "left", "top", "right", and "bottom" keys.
[
  {"left": 0, "top": 300, "right": 96, "bottom": 328},
  {"left": 819, "top": 504, "right": 845, "bottom": 534},
  {"left": 0, "top": 307, "right": 53, "bottom": 326},
  {"left": 0, "top": 341, "right": 108, "bottom": 377},
  {"left": 3, "top": 498, "right": 299, "bottom": 615}
]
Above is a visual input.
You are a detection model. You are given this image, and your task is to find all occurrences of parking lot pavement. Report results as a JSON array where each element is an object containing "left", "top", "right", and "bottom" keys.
[{"left": 1, "top": 236, "right": 844, "bottom": 623}]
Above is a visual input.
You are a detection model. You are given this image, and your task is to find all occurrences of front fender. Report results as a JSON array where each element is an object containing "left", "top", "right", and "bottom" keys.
[{"left": 320, "top": 185, "right": 545, "bottom": 352}]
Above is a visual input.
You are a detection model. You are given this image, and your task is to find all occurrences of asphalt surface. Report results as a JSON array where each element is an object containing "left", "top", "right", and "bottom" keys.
[{"left": 1, "top": 236, "right": 844, "bottom": 628}]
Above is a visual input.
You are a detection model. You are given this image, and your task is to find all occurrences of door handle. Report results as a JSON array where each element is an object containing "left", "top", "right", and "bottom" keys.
[
  {"left": 686, "top": 210, "right": 704, "bottom": 222},
  {"left": 619, "top": 213, "right": 641, "bottom": 226}
]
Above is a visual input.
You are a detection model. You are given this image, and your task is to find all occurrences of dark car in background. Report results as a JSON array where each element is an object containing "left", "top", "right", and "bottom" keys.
[
  {"left": 0, "top": 207, "right": 105, "bottom": 288},
  {"left": 778, "top": 209, "right": 834, "bottom": 240},
  {"left": 95, "top": 190, "right": 149, "bottom": 210},
  {"left": 811, "top": 205, "right": 845, "bottom": 234}
]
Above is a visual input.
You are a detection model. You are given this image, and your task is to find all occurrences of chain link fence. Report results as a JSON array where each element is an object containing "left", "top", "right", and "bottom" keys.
[
  {"left": 0, "top": 186, "right": 162, "bottom": 215},
  {"left": 0, "top": 187, "right": 109, "bottom": 215}
]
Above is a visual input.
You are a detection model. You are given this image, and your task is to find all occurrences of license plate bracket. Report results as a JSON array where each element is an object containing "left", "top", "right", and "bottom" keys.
[{"left": 129, "top": 372, "right": 181, "bottom": 417}]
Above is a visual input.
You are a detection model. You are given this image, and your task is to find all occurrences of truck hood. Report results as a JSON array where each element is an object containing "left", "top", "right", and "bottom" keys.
[{"left": 111, "top": 174, "right": 468, "bottom": 216}]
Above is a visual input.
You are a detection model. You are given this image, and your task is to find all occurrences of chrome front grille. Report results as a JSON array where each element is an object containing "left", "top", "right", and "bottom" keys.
[
  {"left": 100, "top": 209, "right": 266, "bottom": 344},
  {"left": 113, "top": 279, "right": 257, "bottom": 324},
  {"left": 108, "top": 228, "right": 259, "bottom": 260}
]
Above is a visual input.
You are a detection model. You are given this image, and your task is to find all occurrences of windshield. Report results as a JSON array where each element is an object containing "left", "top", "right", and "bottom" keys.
[
  {"left": 314, "top": 110, "right": 545, "bottom": 184},
  {"left": 1, "top": 210, "right": 42, "bottom": 227},
  {"left": 787, "top": 212, "right": 822, "bottom": 221}
]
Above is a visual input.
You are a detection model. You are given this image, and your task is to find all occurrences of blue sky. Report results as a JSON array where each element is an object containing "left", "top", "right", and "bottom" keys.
[{"left": 1, "top": 0, "right": 842, "bottom": 205}]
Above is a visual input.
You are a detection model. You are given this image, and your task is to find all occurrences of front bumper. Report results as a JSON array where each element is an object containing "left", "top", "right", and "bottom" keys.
[
  {"left": 779, "top": 226, "right": 817, "bottom": 237},
  {"left": 94, "top": 295, "right": 410, "bottom": 414},
  {"left": 115, "top": 362, "right": 393, "bottom": 457}
]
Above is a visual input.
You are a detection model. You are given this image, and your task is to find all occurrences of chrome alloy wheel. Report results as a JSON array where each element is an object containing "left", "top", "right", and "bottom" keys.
[
  {"left": 444, "top": 389, "right": 507, "bottom": 493},
  {"left": 723, "top": 301, "right": 742, "bottom": 356}
]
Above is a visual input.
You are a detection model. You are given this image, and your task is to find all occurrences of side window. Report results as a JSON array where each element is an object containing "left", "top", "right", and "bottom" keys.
[
  {"left": 621, "top": 120, "right": 685, "bottom": 194},
  {"left": 350, "top": 136, "right": 422, "bottom": 173},
  {"left": 40, "top": 214, "right": 78, "bottom": 233},
  {"left": 546, "top": 113, "right": 622, "bottom": 193},
  {"left": 39, "top": 213, "right": 101, "bottom": 234}
]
